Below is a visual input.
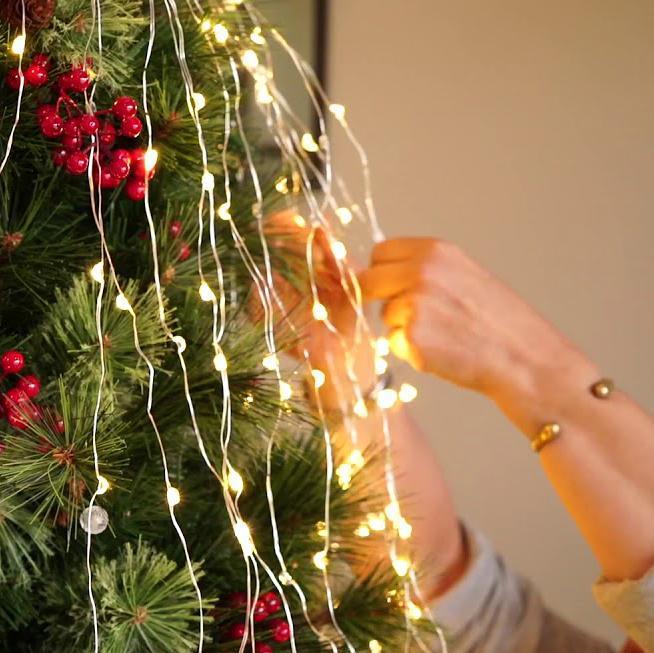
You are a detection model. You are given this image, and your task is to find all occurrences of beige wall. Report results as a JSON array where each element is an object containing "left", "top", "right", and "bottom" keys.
[{"left": 327, "top": 0, "right": 654, "bottom": 644}]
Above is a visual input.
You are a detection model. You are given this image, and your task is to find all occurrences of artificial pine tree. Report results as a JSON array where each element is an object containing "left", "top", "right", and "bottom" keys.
[{"left": 0, "top": 1, "right": 439, "bottom": 651}]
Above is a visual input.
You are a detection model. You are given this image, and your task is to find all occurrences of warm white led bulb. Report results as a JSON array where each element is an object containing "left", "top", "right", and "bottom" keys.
[
  {"left": 11, "top": 35, "right": 26, "bottom": 56},
  {"left": 353, "top": 398, "right": 368, "bottom": 419},
  {"left": 90, "top": 261, "right": 104, "bottom": 283},
  {"left": 279, "top": 380, "right": 292, "bottom": 402},
  {"left": 115, "top": 293, "right": 131, "bottom": 311},
  {"left": 336, "top": 463, "right": 353, "bottom": 490},
  {"left": 250, "top": 27, "right": 266, "bottom": 45},
  {"left": 392, "top": 556, "right": 411, "bottom": 577},
  {"left": 376, "top": 388, "right": 398, "bottom": 410},
  {"left": 192, "top": 92, "right": 206, "bottom": 111},
  {"left": 398, "top": 382, "right": 418, "bottom": 403},
  {"left": 200, "top": 19, "right": 213, "bottom": 33},
  {"left": 311, "top": 369, "right": 326, "bottom": 389},
  {"left": 293, "top": 215, "right": 306, "bottom": 228},
  {"left": 144, "top": 148, "right": 158, "bottom": 172},
  {"left": 241, "top": 49, "right": 259, "bottom": 71},
  {"left": 312, "top": 302, "right": 328, "bottom": 322},
  {"left": 201, "top": 171, "right": 215, "bottom": 192},
  {"left": 407, "top": 601, "right": 422, "bottom": 621},
  {"left": 367, "top": 512, "right": 386, "bottom": 532},
  {"left": 348, "top": 449, "right": 365, "bottom": 470},
  {"left": 369, "top": 640, "right": 382, "bottom": 653},
  {"left": 335, "top": 207, "right": 353, "bottom": 225},
  {"left": 234, "top": 520, "right": 254, "bottom": 556},
  {"left": 167, "top": 486, "right": 181, "bottom": 507},
  {"left": 262, "top": 353, "right": 279, "bottom": 371},
  {"left": 385, "top": 500, "right": 402, "bottom": 524},
  {"left": 398, "top": 518, "right": 413, "bottom": 540},
  {"left": 218, "top": 202, "right": 232, "bottom": 221},
  {"left": 275, "top": 177, "right": 288, "bottom": 194},
  {"left": 375, "top": 337, "right": 390, "bottom": 357},
  {"left": 329, "top": 103, "right": 346, "bottom": 122},
  {"left": 374, "top": 356, "right": 389, "bottom": 375},
  {"left": 355, "top": 524, "right": 371, "bottom": 538},
  {"left": 330, "top": 240, "right": 347, "bottom": 261},
  {"left": 312, "top": 550, "right": 328, "bottom": 570},
  {"left": 255, "top": 81, "right": 273, "bottom": 105},
  {"left": 96, "top": 475, "right": 110, "bottom": 495},
  {"left": 227, "top": 468, "right": 244, "bottom": 493},
  {"left": 172, "top": 335, "right": 187, "bottom": 353},
  {"left": 213, "top": 23, "right": 229, "bottom": 44},
  {"left": 213, "top": 351, "right": 228, "bottom": 372},
  {"left": 199, "top": 281, "right": 216, "bottom": 302},
  {"left": 301, "top": 132, "right": 319, "bottom": 153}
]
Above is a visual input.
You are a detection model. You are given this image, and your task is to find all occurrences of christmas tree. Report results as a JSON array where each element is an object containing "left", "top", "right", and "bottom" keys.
[{"left": 0, "top": 1, "right": 442, "bottom": 651}]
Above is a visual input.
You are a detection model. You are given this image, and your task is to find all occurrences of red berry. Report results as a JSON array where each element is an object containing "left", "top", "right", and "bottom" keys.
[
  {"left": 58, "top": 72, "right": 73, "bottom": 92},
  {"left": 228, "top": 591, "right": 248, "bottom": 608},
  {"left": 137, "top": 230, "right": 149, "bottom": 241},
  {"left": 17, "top": 375, "right": 41, "bottom": 398},
  {"left": 124, "top": 177, "right": 146, "bottom": 201},
  {"left": 40, "top": 114, "right": 64, "bottom": 138},
  {"left": 36, "top": 104, "right": 57, "bottom": 121},
  {"left": 68, "top": 67, "right": 92, "bottom": 93},
  {"left": 109, "top": 157, "right": 130, "bottom": 180},
  {"left": 25, "top": 64, "right": 48, "bottom": 87},
  {"left": 79, "top": 114, "right": 100, "bottom": 135},
  {"left": 54, "top": 417, "right": 65, "bottom": 434},
  {"left": 99, "top": 167, "right": 121, "bottom": 189},
  {"left": 178, "top": 242, "right": 191, "bottom": 261},
  {"left": 112, "top": 148, "right": 132, "bottom": 165},
  {"left": 32, "top": 54, "right": 52, "bottom": 70},
  {"left": 6, "top": 408, "right": 29, "bottom": 430},
  {"left": 65, "top": 151, "right": 89, "bottom": 175},
  {"left": 255, "top": 644, "right": 273, "bottom": 653},
  {"left": 169, "top": 220, "right": 183, "bottom": 238},
  {"left": 3, "top": 388, "right": 29, "bottom": 407},
  {"left": 1, "top": 350, "right": 25, "bottom": 374},
  {"left": 52, "top": 147, "right": 68, "bottom": 167},
  {"left": 38, "top": 437, "right": 54, "bottom": 453},
  {"left": 253, "top": 599, "right": 268, "bottom": 623},
  {"left": 260, "top": 592, "right": 281, "bottom": 615},
  {"left": 270, "top": 619, "right": 291, "bottom": 643},
  {"left": 120, "top": 115, "right": 142, "bottom": 138},
  {"left": 130, "top": 149, "right": 155, "bottom": 179},
  {"left": 62, "top": 133, "right": 83, "bottom": 151},
  {"left": 227, "top": 622, "right": 247, "bottom": 640},
  {"left": 98, "top": 121, "right": 117, "bottom": 149},
  {"left": 112, "top": 96, "right": 139, "bottom": 120},
  {"left": 5, "top": 68, "right": 22, "bottom": 91}
]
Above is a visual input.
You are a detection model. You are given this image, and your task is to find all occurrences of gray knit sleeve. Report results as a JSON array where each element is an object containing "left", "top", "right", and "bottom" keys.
[{"left": 431, "top": 527, "right": 615, "bottom": 653}]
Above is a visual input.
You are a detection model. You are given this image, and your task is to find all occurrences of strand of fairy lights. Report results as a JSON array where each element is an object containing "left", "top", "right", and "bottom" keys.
[
  {"left": 0, "top": 1, "right": 27, "bottom": 175},
  {"left": 242, "top": 7, "right": 448, "bottom": 650}
]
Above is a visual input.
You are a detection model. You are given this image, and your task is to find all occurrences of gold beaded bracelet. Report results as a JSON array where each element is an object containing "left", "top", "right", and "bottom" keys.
[{"left": 531, "top": 377, "right": 615, "bottom": 453}]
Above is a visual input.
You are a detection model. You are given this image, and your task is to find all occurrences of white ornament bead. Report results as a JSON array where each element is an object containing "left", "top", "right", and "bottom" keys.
[{"left": 80, "top": 506, "right": 109, "bottom": 535}]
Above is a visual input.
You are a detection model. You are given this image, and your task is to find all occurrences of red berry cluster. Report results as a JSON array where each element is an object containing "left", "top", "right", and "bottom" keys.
[
  {"left": 0, "top": 350, "right": 42, "bottom": 430},
  {"left": 223, "top": 591, "right": 291, "bottom": 652},
  {"left": 5, "top": 56, "right": 157, "bottom": 201}
]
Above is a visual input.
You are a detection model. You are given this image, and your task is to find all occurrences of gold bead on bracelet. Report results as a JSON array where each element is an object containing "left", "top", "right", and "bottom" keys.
[
  {"left": 590, "top": 378, "right": 614, "bottom": 399},
  {"left": 531, "top": 422, "right": 561, "bottom": 453}
]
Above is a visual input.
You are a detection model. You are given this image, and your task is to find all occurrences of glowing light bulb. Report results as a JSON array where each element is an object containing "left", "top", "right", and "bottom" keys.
[
  {"left": 200, "top": 19, "right": 213, "bottom": 32},
  {"left": 369, "top": 641, "right": 382, "bottom": 653},
  {"left": 301, "top": 132, "right": 319, "bottom": 153},
  {"left": 90, "top": 261, "right": 104, "bottom": 283},
  {"left": 144, "top": 148, "right": 158, "bottom": 172},
  {"left": 375, "top": 337, "right": 390, "bottom": 357},
  {"left": 355, "top": 524, "right": 371, "bottom": 538},
  {"left": 392, "top": 556, "right": 411, "bottom": 577},
  {"left": 11, "top": 35, "right": 26, "bottom": 56},
  {"left": 192, "top": 92, "right": 206, "bottom": 111},
  {"left": 275, "top": 177, "right": 288, "bottom": 194},
  {"left": 353, "top": 398, "right": 369, "bottom": 419},
  {"left": 348, "top": 449, "right": 365, "bottom": 470},
  {"left": 96, "top": 476, "right": 110, "bottom": 495},
  {"left": 172, "top": 335, "right": 187, "bottom": 353},
  {"left": 407, "top": 601, "right": 422, "bottom": 621},
  {"left": 329, "top": 103, "right": 346, "bottom": 121},
  {"left": 367, "top": 512, "right": 386, "bottom": 532},
  {"left": 241, "top": 49, "right": 259, "bottom": 71},
  {"left": 385, "top": 501, "right": 402, "bottom": 524},
  {"left": 375, "top": 357, "right": 389, "bottom": 375},
  {"left": 167, "top": 486, "right": 181, "bottom": 507},
  {"left": 227, "top": 468, "right": 244, "bottom": 493},
  {"left": 218, "top": 202, "right": 232, "bottom": 221},
  {"left": 312, "top": 302, "right": 328, "bottom": 322},
  {"left": 115, "top": 293, "right": 131, "bottom": 311},
  {"left": 311, "top": 369, "right": 326, "bottom": 388},
  {"left": 201, "top": 171, "right": 215, "bottom": 191},
  {"left": 335, "top": 207, "right": 353, "bottom": 225},
  {"left": 199, "top": 281, "right": 215, "bottom": 302},
  {"left": 262, "top": 353, "right": 279, "bottom": 371},
  {"left": 213, "top": 23, "right": 229, "bottom": 44},
  {"left": 316, "top": 521, "right": 328, "bottom": 538},
  {"left": 279, "top": 380, "right": 292, "bottom": 402},
  {"left": 234, "top": 520, "right": 254, "bottom": 556},
  {"left": 398, "top": 518, "right": 413, "bottom": 540},
  {"left": 293, "top": 214, "right": 306, "bottom": 228},
  {"left": 398, "top": 382, "right": 418, "bottom": 403},
  {"left": 336, "top": 463, "right": 353, "bottom": 490},
  {"left": 213, "top": 351, "right": 228, "bottom": 372},
  {"left": 250, "top": 27, "right": 266, "bottom": 44},
  {"left": 313, "top": 550, "right": 328, "bottom": 570},
  {"left": 389, "top": 329, "right": 411, "bottom": 360},
  {"left": 376, "top": 388, "right": 398, "bottom": 410},
  {"left": 331, "top": 240, "right": 347, "bottom": 260},
  {"left": 255, "top": 81, "right": 273, "bottom": 105}
]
